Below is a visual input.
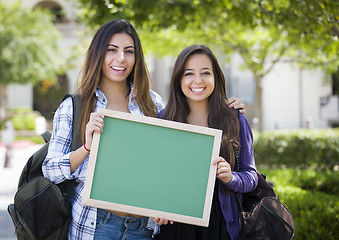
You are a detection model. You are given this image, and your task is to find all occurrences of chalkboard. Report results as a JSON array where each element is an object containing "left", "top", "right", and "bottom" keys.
[{"left": 83, "top": 108, "right": 222, "bottom": 227}]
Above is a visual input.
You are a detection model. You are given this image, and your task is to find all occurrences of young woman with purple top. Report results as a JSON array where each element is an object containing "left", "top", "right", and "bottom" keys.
[{"left": 154, "top": 45, "right": 258, "bottom": 240}]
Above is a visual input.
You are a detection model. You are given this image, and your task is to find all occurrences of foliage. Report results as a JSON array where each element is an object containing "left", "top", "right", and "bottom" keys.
[
  {"left": 7, "top": 109, "right": 38, "bottom": 130},
  {"left": 0, "top": 1, "right": 65, "bottom": 85},
  {"left": 261, "top": 168, "right": 339, "bottom": 197},
  {"left": 278, "top": 185, "right": 338, "bottom": 240},
  {"left": 33, "top": 77, "right": 68, "bottom": 120},
  {"left": 13, "top": 135, "right": 45, "bottom": 144},
  {"left": 253, "top": 128, "right": 339, "bottom": 170},
  {"left": 77, "top": 0, "right": 339, "bottom": 75},
  {"left": 77, "top": 0, "right": 339, "bottom": 131},
  {"left": 261, "top": 168, "right": 339, "bottom": 240}
]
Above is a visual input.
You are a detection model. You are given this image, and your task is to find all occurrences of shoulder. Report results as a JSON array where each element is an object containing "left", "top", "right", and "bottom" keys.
[
  {"left": 239, "top": 113, "right": 250, "bottom": 126},
  {"left": 58, "top": 96, "right": 73, "bottom": 112},
  {"left": 53, "top": 96, "right": 74, "bottom": 122},
  {"left": 238, "top": 113, "right": 253, "bottom": 140},
  {"left": 149, "top": 90, "right": 165, "bottom": 111}
]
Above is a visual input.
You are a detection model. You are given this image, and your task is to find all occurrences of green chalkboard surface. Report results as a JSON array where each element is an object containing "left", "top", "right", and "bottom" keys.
[{"left": 83, "top": 109, "right": 222, "bottom": 227}]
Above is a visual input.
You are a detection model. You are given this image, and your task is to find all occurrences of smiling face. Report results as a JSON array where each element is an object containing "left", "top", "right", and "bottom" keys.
[
  {"left": 181, "top": 53, "right": 215, "bottom": 105},
  {"left": 101, "top": 32, "right": 135, "bottom": 85}
]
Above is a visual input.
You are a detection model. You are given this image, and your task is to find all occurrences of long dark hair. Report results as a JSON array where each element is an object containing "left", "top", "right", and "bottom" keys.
[
  {"left": 163, "top": 45, "right": 240, "bottom": 168},
  {"left": 77, "top": 19, "right": 157, "bottom": 141}
]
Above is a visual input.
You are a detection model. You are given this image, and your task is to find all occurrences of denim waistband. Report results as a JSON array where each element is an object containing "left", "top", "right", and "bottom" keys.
[{"left": 97, "top": 208, "right": 149, "bottom": 229}]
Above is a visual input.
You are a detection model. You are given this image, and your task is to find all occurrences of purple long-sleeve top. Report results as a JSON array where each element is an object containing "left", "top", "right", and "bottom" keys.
[
  {"left": 219, "top": 113, "right": 258, "bottom": 240},
  {"left": 158, "top": 111, "right": 258, "bottom": 240}
]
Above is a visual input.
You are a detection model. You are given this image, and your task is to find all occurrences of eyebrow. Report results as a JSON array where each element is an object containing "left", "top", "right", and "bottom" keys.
[
  {"left": 107, "top": 44, "right": 134, "bottom": 49},
  {"left": 184, "top": 67, "right": 211, "bottom": 71}
]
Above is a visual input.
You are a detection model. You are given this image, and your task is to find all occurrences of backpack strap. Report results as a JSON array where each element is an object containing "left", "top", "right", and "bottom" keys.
[
  {"left": 233, "top": 109, "right": 248, "bottom": 240},
  {"left": 41, "top": 131, "right": 52, "bottom": 143},
  {"left": 234, "top": 109, "right": 241, "bottom": 172},
  {"left": 71, "top": 94, "right": 82, "bottom": 151},
  {"left": 60, "top": 93, "right": 82, "bottom": 200}
]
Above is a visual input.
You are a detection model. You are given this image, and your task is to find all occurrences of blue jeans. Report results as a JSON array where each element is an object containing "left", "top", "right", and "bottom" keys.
[{"left": 94, "top": 209, "right": 153, "bottom": 240}]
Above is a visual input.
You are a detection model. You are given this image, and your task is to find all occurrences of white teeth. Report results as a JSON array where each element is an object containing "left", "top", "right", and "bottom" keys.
[
  {"left": 191, "top": 88, "right": 204, "bottom": 92},
  {"left": 111, "top": 67, "right": 126, "bottom": 71}
]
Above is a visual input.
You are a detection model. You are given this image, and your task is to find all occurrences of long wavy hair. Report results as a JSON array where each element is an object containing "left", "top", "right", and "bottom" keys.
[
  {"left": 163, "top": 45, "right": 240, "bottom": 169},
  {"left": 76, "top": 19, "right": 158, "bottom": 141}
]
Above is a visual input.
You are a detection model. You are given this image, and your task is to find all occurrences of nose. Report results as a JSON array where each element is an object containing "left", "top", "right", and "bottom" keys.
[
  {"left": 193, "top": 75, "right": 203, "bottom": 84},
  {"left": 117, "top": 50, "right": 126, "bottom": 62}
]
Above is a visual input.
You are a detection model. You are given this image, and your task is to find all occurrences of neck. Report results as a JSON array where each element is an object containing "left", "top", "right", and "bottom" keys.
[
  {"left": 99, "top": 81, "right": 130, "bottom": 112},
  {"left": 187, "top": 100, "right": 209, "bottom": 127}
]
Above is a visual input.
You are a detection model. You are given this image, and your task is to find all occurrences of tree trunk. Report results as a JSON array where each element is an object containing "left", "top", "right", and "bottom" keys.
[
  {"left": 0, "top": 84, "right": 7, "bottom": 121},
  {"left": 254, "top": 76, "right": 263, "bottom": 132}
]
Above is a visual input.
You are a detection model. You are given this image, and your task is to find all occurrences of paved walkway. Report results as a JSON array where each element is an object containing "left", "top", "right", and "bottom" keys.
[{"left": 0, "top": 143, "right": 43, "bottom": 239}]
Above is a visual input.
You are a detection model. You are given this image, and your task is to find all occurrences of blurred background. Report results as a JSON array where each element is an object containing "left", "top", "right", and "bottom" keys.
[{"left": 0, "top": 0, "right": 338, "bottom": 239}]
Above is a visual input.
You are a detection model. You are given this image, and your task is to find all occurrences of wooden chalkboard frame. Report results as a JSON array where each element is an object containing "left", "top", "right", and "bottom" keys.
[{"left": 83, "top": 108, "right": 222, "bottom": 227}]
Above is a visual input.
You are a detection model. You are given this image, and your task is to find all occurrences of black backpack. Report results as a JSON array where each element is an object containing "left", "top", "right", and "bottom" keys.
[
  {"left": 234, "top": 110, "right": 295, "bottom": 240},
  {"left": 7, "top": 94, "right": 82, "bottom": 240}
]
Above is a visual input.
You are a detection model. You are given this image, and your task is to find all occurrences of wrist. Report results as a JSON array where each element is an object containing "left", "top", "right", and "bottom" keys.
[{"left": 83, "top": 142, "right": 90, "bottom": 152}]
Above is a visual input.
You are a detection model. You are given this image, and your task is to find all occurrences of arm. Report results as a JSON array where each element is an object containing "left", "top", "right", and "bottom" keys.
[
  {"left": 224, "top": 114, "right": 258, "bottom": 193},
  {"left": 42, "top": 97, "right": 76, "bottom": 183},
  {"left": 42, "top": 98, "right": 104, "bottom": 183},
  {"left": 69, "top": 112, "right": 104, "bottom": 172}
]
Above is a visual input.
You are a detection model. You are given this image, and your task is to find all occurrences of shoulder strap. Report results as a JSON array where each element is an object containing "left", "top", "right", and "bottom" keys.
[
  {"left": 234, "top": 108, "right": 248, "bottom": 240},
  {"left": 59, "top": 94, "right": 82, "bottom": 196},
  {"left": 71, "top": 93, "right": 82, "bottom": 151},
  {"left": 62, "top": 93, "right": 82, "bottom": 151},
  {"left": 234, "top": 109, "right": 241, "bottom": 172}
]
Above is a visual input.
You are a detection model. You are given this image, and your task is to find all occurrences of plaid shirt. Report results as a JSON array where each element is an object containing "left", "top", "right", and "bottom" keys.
[{"left": 42, "top": 87, "right": 165, "bottom": 240}]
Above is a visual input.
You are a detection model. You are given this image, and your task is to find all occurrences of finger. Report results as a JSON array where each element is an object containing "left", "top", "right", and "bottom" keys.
[
  {"left": 212, "top": 156, "right": 226, "bottom": 166},
  {"left": 92, "top": 122, "right": 104, "bottom": 132},
  {"left": 227, "top": 97, "right": 236, "bottom": 105},
  {"left": 217, "top": 161, "right": 228, "bottom": 167},
  {"left": 158, "top": 218, "right": 165, "bottom": 226},
  {"left": 87, "top": 119, "right": 104, "bottom": 132},
  {"left": 212, "top": 158, "right": 221, "bottom": 166},
  {"left": 216, "top": 164, "right": 231, "bottom": 174},
  {"left": 234, "top": 103, "right": 244, "bottom": 109},
  {"left": 162, "top": 218, "right": 169, "bottom": 225},
  {"left": 86, "top": 125, "right": 102, "bottom": 136},
  {"left": 90, "top": 118, "right": 104, "bottom": 128},
  {"left": 90, "top": 112, "right": 104, "bottom": 120}
]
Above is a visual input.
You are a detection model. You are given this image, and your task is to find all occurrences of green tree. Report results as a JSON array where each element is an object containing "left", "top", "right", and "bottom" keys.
[
  {"left": 78, "top": 0, "right": 339, "bottom": 130},
  {"left": 0, "top": 1, "right": 65, "bottom": 120}
]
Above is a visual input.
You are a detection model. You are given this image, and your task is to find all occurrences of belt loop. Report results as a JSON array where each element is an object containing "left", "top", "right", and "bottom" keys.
[
  {"left": 139, "top": 217, "right": 147, "bottom": 230},
  {"left": 103, "top": 210, "right": 111, "bottom": 224}
]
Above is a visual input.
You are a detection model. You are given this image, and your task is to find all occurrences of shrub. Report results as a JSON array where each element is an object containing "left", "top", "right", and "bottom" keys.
[
  {"left": 254, "top": 129, "right": 339, "bottom": 170},
  {"left": 277, "top": 185, "right": 338, "bottom": 240},
  {"left": 4, "top": 108, "right": 38, "bottom": 130},
  {"left": 11, "top": 112, "right": 36, "bottom": 130},
  {"left": 261, "top": 169, "right": 339, "bottom": 198},
  {"left": 15, "top": 135, "right": 45, "bottom": 144}
]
